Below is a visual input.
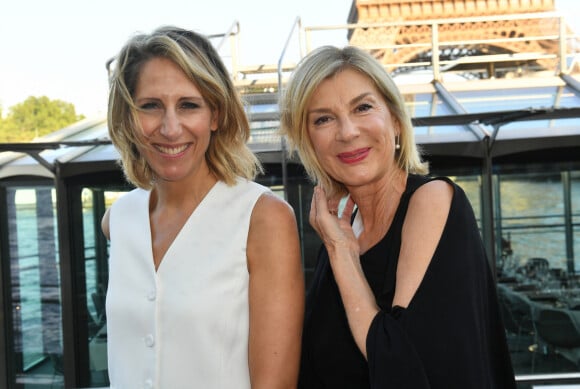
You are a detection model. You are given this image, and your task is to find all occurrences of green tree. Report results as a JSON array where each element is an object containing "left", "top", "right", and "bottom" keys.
[
  {"left": 0, "top": 116, "right": 19, "bottom": 142},
  {"left": 0, "top": 96, "right": 85, "bottom": 142}
]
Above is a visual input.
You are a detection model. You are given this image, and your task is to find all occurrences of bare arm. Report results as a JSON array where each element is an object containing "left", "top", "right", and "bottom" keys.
[
  {"left": 393, "top": 179, "right": 452, "bottom": 308},
  {"left": 309, "top": 186, "right": 378, "bottom": 358},
  {"left": 309, "top": 180, "right": 452, "bottom": 359},
  {"left": 101, "top": 207, "right": 111, "bottom": 240},
  {"left": 247, "top": 192, "right": 305, "bottom": 389}
]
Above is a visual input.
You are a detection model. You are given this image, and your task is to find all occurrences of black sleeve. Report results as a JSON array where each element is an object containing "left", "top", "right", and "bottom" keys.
[
  {"left": 366, "top": 306, "right": 430, "bottom": 389},
  {"left": 366, "top": 179, "right": 516, "bottom": 389}
]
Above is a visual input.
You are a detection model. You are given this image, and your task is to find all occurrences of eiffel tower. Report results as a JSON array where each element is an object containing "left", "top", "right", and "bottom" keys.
[{"left": 347, "top": 0, "right": 579, "bottom": 77}]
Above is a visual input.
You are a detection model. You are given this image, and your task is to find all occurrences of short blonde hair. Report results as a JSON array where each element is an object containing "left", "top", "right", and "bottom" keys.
[
  {"left": 279, "top": 45, "right": 428, "bottom": 198},
  {"left": 108, "top": 26, "right": 262, "bottom": 189}
]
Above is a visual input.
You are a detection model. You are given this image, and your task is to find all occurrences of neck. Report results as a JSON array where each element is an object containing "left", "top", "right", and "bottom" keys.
[
  {"left": 149, "top": 171, "right": 218, "bottom": 214},
  {"left": 349, "top": 169, "right": 407, "bottom": 248}
]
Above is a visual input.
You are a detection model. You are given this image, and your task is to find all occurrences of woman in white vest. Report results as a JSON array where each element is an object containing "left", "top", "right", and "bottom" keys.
[{"left": 101, "top": 26, "right": 304, "bottom": 389}]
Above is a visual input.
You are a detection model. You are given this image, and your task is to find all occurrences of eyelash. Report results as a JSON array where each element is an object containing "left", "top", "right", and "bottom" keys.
[
  {"left": 138, "top": 101, "right": 201, "bottom": 110},
  {"left": 313, "top": 116, "right": 330, "bottom": 126},
  {"left": 356, "top": 103, "right": 372, "bottom": 112},
  {"left": 139, "top": 102, "right": 159, "bottom": 110},
  {"left": 312, "top": 103, "right": 373, "bottom": 126},
  {"left": 180, "top": 102, "right": 200, "bottom": 109}
]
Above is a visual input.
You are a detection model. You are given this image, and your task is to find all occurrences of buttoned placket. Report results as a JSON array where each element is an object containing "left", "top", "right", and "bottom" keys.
[{"left": 143, "top": 278, "right": 158, "bottom": 388}]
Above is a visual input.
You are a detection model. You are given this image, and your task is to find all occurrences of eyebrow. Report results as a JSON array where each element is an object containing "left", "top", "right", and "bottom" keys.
[
  {"left": 350, "top": 92, "right": 372, "bottom": 106},
  {"left": 307, "top": 92, "right": 373, "bottom": 115},
  {"left": 134, "top": 95, "right": 204, "bottom": 103}
]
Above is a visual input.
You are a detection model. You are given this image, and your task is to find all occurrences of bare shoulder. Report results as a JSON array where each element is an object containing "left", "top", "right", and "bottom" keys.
[
  {"left": 405, "top": 178, "right": 454, "bottom": 229},
  {"left": 251, "top": 191, "right": 297, "bottom": 227},
  {"left": 247, "top": 191, "right": 300, "bottom": 270},
  {"left": 411, "top": 178, "right": 454, "bottom": 210}
]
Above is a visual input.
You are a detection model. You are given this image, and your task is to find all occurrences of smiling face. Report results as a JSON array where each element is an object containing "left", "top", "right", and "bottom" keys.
[
  {"left": 133, "top": 57, "right": 218, "bottom": 186},
  {"left": 306, "top": 68, "right": 400, "bottom": 193}
]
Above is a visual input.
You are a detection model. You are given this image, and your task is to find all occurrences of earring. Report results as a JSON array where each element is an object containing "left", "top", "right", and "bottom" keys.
[{"left": 395, "top": 135, "right": 401, "bottom": 150}]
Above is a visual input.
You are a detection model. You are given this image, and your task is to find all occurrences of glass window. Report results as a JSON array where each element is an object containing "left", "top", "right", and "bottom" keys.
[
  {"left": 82, "top": 188, "right": 108, "bottom": 386},
  {"left": 572, "top": 171, "right": 580, "bottom": 274},
  {"left": 557, "top": 85, "right": 580, "bottom": 108},
  {"left": 496, "top": 171, "right": 580, "bottom": 376},
  {"left": 454, "top": 86, "right": 562, "bottom": 113},
  {"left": 499, "top": 173, "right": 566, "bottom": 275},
  {"left": 449, "top": 174, "right": 482, "bottom": 228},
  {"left": 404, "top": 92, "right": 479, "bottom": 135},
  {"left": 5, "top": 186, "right": 64, "bottom": 387},
  {"left": 432, "top": 166, "right": 580, "bottom": 380},
  {"left": 404, "top": 92, "right": 456, "bottom": 118},
  {"left": 496, "top": 117, "right": 580, "bottom": 133},
  {"left": 83, "top": 188, "right": 128, "bottom": 387}
]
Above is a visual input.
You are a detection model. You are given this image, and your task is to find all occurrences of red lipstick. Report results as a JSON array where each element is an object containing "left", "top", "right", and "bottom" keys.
[{"left": 337, "top": 148, "right": 370, "bottom": 164}]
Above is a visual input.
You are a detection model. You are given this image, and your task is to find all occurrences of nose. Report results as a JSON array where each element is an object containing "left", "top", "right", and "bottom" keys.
[
  {"left": 336, "top": 117, "right": 360, "bottom": 142},
  {"left": 160, "top": 109, "right": 182, "bottom": 139}
]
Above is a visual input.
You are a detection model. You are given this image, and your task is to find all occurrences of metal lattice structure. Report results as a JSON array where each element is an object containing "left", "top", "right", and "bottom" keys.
[{"left": 347, "top": 0, "right": 578, "bottom": 75}]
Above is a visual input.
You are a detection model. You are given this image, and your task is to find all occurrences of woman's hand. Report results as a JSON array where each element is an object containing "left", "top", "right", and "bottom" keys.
[
  {"left": 309, "top": 185, "right": 377, "bottom": 358},
  {"left": 309, "top": 185, "right": 359, "bottom": 257}
]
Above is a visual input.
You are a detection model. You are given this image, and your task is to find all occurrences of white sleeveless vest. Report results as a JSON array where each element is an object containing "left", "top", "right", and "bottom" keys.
[{"left": 106, "top": 178, "right": 269, "bottom": 389}]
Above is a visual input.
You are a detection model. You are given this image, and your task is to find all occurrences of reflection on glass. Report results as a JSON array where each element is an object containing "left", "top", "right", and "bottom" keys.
[
  {"left": 83, "top": 188, "right": 127, "bottom": 387},
  {"left": 8, "top": 187, "right": 64, "bottom": 387},
  {"left": 572, "top": 172, "right": 580, "bottom": 274},
  {"left": 496, "top": 171, "right": 580, "bottom": 376}
]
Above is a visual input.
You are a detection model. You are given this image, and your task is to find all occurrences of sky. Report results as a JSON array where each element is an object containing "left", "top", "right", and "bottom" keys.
[{"left": 0, "top": 0, "right": 578, "bottom": 119}]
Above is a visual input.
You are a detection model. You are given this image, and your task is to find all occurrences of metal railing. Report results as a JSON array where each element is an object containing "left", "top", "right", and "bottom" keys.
[{"left": 221, "top": 12, "right": 579, "bottom": 91}]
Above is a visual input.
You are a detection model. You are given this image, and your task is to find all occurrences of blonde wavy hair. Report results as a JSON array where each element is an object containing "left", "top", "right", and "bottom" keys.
[
  {"left": 107, "top": 25, "right": 262, "bottom": 189},
  {"left": 279, "top": 45, "right": 428, "bottom": 198}
]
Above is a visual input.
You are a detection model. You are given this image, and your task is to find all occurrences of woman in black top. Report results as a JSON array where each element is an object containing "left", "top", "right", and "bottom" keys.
[{"left": 279, "top": 45, "right": 516, "bottom": 388}]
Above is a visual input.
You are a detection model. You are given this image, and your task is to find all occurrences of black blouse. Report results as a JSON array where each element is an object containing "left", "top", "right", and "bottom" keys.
[{"left": 298, "top": 175, "right": 516, "bottom": 389}]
